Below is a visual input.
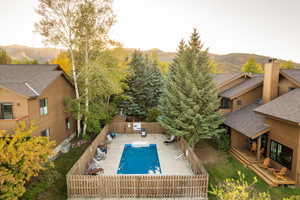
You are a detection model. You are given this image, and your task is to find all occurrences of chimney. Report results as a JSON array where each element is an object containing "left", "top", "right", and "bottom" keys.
[{"left": 263, "top": 59, "right": 280, "bottom": 103}]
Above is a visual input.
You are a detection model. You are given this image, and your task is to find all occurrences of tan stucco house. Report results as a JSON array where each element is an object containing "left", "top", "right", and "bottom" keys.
[
  {"left": 0, "top": 64, "right": 76, "bottom": 153},
  {"left": 217, "top": 60, "right": 300, "bottom": 186}
]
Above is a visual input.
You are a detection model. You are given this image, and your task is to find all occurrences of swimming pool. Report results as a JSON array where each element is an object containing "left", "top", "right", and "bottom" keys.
[{"left": 117, "top": 144, "right": 161, "bottom": 174}]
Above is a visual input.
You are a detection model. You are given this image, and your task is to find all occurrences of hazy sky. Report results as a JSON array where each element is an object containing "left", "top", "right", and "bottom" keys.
[{"left": 0, "top": 0, "right": 300, "bottom": 62}]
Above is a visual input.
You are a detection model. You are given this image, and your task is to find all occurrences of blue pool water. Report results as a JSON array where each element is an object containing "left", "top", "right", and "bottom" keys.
[{"left": 117, "top": 144, "right": 161, "bottom": 174}]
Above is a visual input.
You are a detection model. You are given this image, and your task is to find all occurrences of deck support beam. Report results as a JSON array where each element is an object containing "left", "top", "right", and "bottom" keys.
[{"left": 256, "top": 135, "right": 262, "bottom": 161}]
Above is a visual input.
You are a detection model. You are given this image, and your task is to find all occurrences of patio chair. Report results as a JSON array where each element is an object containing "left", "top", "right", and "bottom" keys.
[
  {"left": 272, "top": 167, "right": 288, "bottom": 180},
  {"left": 164, "top": 135, "right": 176, "bottom": 144},
  {"left": 250, "top": 141, "right": 257, "bottom": 153},
  {"left": 259, "top": 157, "right": 271, "bottom": 169}
]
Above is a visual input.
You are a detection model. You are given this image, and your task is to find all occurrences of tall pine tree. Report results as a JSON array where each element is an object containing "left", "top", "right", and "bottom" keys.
[
  {"left": 120, "top": 50, "right": 163, "bottom": 120},
  {"left": 158, "top": 29, "right": 224, "bottom": 147}
]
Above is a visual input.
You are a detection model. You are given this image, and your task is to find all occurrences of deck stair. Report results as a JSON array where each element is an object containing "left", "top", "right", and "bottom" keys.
[
  {"left": 231, "top": 147, "right": 296, "bottom": 187},
  {"left": 248, "top": 164, "right": 278, "bottom": 187},
  {"left": 230, "top": 147, "right": 250, "bottom": 167}
]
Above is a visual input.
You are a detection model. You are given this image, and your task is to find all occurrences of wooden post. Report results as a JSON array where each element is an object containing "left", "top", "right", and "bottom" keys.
[{"left": 257, "top": 136, "right": 262, "bottom": 161}]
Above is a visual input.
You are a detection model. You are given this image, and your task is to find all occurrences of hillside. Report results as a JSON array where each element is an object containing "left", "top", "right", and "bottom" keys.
[{"left": 1, "top": 45, "right": 298, "bottom": 72}]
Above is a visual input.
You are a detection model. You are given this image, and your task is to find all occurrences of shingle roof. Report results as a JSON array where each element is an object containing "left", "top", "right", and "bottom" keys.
[
  {"left": 212, "top": 73, "right": 243, "bottom": 87},
  {"left": 281, "top": 69, "right": 300, "bottom": 85},
  {"left": 0, "top": 64, "right": 63, "bottom": 98},
  {"left": 219, "top": 75, "right": 264, "bottom": 99},
  {"left": 224, "top": 102, "right": 269, "bottom": 138},
  {"left": 255, "top": 88, "right": 300, "bottom": 123}
]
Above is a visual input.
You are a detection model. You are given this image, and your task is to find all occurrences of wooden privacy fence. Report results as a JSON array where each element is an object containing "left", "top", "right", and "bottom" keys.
[
  {"left": 67, "top": 122, "right": 208, "bottom": 199},
  {"left": 109, "top": 122, "right": 165, "bottom": 134}
]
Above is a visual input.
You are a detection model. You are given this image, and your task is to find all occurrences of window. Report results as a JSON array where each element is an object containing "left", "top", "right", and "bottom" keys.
[
  {"left": 40, "top": 98, "right": 48, "bottom": 115},
  {"left": 0, "top": 103, "right": 13, "bottom": 119},
  {"left": 270, "top": 140, "right": 293, "bottom": 169},
  {"left": 65, "top": 118, "right": 71, "bottom": 130},
  {"left": 237, "top": 100, "right": 242, "bottom": 106},
  {"left": 288, "top": 87, "right": 296, "bottom": 92},
  {"left": 41, "top": 129, "right": 50, "bottom": 137},
  {"left": 220, "top": 98, "right": 230, "bottom": 109}
]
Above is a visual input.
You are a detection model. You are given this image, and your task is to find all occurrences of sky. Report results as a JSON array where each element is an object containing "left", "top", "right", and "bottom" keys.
[{"left": 0, "top": 0, "right": 300, "bottom": 62}]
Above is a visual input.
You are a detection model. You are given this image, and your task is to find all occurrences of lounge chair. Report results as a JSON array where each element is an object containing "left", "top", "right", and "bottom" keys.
[
  {"left": 259, "top": 157, "right": 271, "bottom": 169},
  {"left": 164, "top": 135, "right": 176, "bottom": 144},
  {"left": 272, "top": 167, "right": 288, "bottom": 180},
  {"left": 141, "top": 128, "right": 147, "bottom": 137}
]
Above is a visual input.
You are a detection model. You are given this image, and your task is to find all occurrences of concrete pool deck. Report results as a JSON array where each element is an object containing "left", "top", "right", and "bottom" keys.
[{"left": 100, "top": 134, "right": 193, "bottom": 175}]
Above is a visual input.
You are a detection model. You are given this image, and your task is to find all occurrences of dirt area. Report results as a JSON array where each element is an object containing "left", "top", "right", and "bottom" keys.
[{"left": 194, "top": 140, "right": 224, "bottom": 165}]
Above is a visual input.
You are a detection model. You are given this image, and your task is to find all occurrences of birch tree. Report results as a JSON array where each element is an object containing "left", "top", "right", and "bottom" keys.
[
  {"left": 35, "top": 0, "right": 82, "bottom": 136},
  {"left": 74, "top": 0, "right": 115, "bottom": 136}
]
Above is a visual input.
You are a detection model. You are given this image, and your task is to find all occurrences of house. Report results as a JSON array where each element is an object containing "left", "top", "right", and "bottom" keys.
[
  {"left": 222, "top": 60, "right": 300, "bottom": 186},
  {"left": 0, "top": 64, "right": 76, "bottom": 154}
]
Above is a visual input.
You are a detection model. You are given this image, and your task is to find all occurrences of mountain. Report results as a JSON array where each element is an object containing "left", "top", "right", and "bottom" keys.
[
  {"left": 0, "top": 45, "right": 61, "bottom": 63},
  {"left": 1, "top": 45, "right": 298, "bottom": 72}
]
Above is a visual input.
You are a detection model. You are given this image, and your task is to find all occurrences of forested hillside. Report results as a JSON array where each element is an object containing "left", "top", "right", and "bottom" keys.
[{"left": 1, "top": 45, "right": 298, "bottom": 72}]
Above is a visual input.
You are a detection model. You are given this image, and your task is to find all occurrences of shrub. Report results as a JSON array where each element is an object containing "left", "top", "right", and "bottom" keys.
[
  {"left": 0, "top": 122, "right": 55, "bottom": 200},
  {"left": 210, "top": 171, "right": 271, "bottom": 200}
]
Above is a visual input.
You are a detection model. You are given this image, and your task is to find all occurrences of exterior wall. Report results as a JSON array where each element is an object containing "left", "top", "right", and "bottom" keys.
[
  {"left": 278, "top": 76, "right": 298, "bottom": 96},
  {"left": 231, "top": 129, "right": 248, "bottom": 149},
  {"left": 265, "top": 118, "right": 300, "bottom": 183},
  {"left": 0, "top": 87, "right": 29, "bottom": 130},
  {"left": 28, "top": 76, "right": 76, "bottom": 146},
  {"left": 218, "top": 76, "right": 247, "bottom": 93},
  {"left": 263, "top": 62, "right": 280, "bottom": 103},
  {"left": 232, "top": 86, "right": 263, "bottom": 112}
]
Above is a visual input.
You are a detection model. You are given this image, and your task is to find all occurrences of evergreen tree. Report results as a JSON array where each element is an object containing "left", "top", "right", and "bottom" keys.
[
  {"left": 120, "top": 51, "right": 163, "bottom": 120},
  {"left": 158, "top": 29, "right": 224, "bottom": 147}
]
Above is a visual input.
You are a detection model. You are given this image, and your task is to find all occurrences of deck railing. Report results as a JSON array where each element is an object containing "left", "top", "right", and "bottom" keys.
[{"left": 66, "top": 122, "right": 208, "bottom": 199}]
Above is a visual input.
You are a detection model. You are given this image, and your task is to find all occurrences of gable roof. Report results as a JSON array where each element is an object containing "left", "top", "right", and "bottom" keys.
[
  {"left": 224, "top": 102, "right": 270, "bottom": 138},
  {"left": 280, "top": 69, "right": 300, "bottom": 86},
  {"left": 219, "top": 74, "right": 264, "bottom": 99},
  {"left": 212, "top": 73, "right": 244, "bottom": 87},
  {"left": 255, "top": 88, "right": 300, "bottom": 124},
  {"left": 0, "top": 64, "right": 64, "bottom": 98}
]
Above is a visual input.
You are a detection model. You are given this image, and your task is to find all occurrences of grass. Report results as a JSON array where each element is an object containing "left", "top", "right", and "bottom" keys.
[
  {"left": 21, "top": 142, "right": 90, "bottom": 200},
  {"left": 205, "top": 152, "right": 300, "bottom": 200}
]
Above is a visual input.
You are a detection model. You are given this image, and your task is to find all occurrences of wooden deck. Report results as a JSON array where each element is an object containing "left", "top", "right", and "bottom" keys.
[{"left": 231, "top": 147, "right": 296, "bottom": 187}]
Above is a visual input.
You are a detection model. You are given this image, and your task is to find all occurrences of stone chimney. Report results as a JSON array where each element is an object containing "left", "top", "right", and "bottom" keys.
[{"left": 263, "top": 59, "right": 280, "bottom": 103}]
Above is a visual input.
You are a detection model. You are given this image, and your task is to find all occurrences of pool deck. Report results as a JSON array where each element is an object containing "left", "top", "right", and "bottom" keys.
[{"left": 100, "top": 134, "right": 193, "bottom": 175}]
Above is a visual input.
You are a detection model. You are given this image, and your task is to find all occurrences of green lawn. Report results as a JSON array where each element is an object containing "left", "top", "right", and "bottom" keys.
[
  {"left": 205, "top": 153, "right": 300, "bottom": 200},
  {"left": 21, "top": 142, "right": 90, "bottom": 200}
]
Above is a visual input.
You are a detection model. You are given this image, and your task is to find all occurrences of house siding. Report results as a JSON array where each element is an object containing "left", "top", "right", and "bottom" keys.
[
  {"left": 28, "top": 75, "right": 75, "bottom": 146},
  {"left": 0, "top": 87, "right": 29, "bottom": 130},
  {"left": 231, "top": 129, "right": 248, "bottom": 149},
  {"left": 232, "top": 86, "right": 263, "bottom": 111},
  {"left": 265, "top": 118, "right": 300, "bottom": 184},
  {"left": 278, "top": 76, "right": 298, "bottom": 96}
]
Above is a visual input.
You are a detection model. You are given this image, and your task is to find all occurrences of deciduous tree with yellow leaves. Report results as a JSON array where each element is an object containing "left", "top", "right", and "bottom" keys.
[{"left": 0, "top": 122, "right": 55, "bottom": 200}]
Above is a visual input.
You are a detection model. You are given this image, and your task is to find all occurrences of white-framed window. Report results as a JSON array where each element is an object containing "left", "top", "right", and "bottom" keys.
[
  {"left": 41, "top": 128, "right": 50, "bottom": 137},
  {"left": 40, "top": 98, "right": 48, "bottom": 115},
  {"left": 65, "top": 117, "right": 71, "bottom": 130}
]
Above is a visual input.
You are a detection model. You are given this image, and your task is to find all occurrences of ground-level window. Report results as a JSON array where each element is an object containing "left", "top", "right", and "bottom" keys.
[
  {"left": 65, "top": 117, "right": 71, "bottom": 130},
  {"left": 220, "top": 97, "right": 230, "bottom": 109},
  {"left": 39, "top": 98, "right": 48, "bottom": 115},
  {"left": 0, "top": 103, "right": 13, "bottom": 119},
  {"left": 270, "top": 140, "right": 293, "bottom": 169},
  {"left": 288, "top": 87, "right": 296, "bottom": 92},
  {"left": 41, "top": 129, "right": 50, "bottom": 137}
]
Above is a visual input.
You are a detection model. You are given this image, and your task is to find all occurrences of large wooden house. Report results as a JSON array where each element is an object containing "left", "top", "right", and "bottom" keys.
[
  {"left": 0, "top": 64, "right": 76, "bottom": 154},
  {"left": 216, "top": 60, "right": 300, "bottom": 186}
]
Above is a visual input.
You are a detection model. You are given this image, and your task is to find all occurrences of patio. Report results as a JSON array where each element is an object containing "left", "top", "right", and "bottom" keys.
[{"left": 101, "top": 134, "right": 193, "bottom": 175}]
